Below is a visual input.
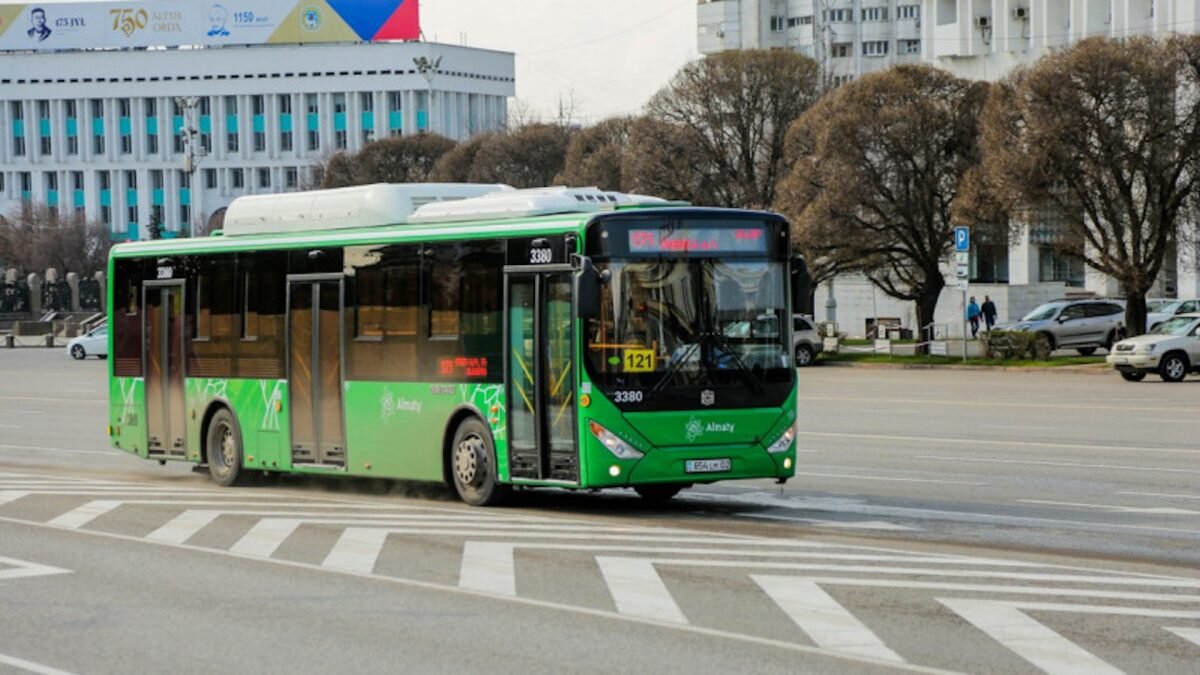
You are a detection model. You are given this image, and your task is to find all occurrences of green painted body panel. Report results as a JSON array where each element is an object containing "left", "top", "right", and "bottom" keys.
[
  {"left": 109, "top": 376, "right": 147, "bottom": 457},
  {"left": 184, "top": 378, "right": 288, "bottom": 468}
]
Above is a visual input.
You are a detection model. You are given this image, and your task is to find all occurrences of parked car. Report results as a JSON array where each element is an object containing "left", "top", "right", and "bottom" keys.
[
  {"left": 792, "top": 314, "right": 823, "bottom": 367},
  {"left": 1107, "top": 313, "right": 1200, "bottom": 382},
  {"left": 997, "top": 299, "right": 1125, "bottom": 355},
  {"left": 1145, "top": 299, "right": 1200, "bottom": 332},
  {"left": 65, "top": 325, "right": 107, "bottom": 360}
]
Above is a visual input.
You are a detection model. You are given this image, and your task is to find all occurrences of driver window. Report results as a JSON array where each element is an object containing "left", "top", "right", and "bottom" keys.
[{"left": 1060, "top": 305, "right": 1086, "bottom": 321}]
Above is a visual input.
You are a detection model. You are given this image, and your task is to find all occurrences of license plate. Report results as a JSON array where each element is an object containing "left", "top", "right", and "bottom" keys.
[
  {"left": 1113, "top": 357, "right": 1129, "bottom": 365},
  {"left": 685, "top": 458, "right": 731, "bottom": 473}
]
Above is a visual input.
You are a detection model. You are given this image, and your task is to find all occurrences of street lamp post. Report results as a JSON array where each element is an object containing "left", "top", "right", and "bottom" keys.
[
  {"left": 174, "top": 95, "right": 205, "bottom": 237},
  {"left": 412, "top": 54, "right": 440, "bottom": 134}
]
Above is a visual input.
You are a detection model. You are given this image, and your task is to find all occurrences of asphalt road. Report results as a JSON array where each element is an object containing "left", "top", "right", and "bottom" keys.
[{"left": 0, "top": 349, "right": 1197, "bottom": 674}]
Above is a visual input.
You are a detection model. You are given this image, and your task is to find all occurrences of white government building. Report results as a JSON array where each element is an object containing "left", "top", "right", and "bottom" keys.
[
  {"left": 0, "top": 1, "right": 514, "bottom": 241},
  {"left": 698, "top": 0, "right": 1200, "bottom": 332}
]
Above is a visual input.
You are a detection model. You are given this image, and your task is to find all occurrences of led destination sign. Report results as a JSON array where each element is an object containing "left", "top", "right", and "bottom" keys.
[{"left": 627, "top": 226, "right": 768, "bottom": 255}]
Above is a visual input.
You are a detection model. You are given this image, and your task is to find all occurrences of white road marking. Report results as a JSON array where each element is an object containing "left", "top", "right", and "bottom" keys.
[
  {"left": 1119, "top": 491, "right": 1200, "bottom": 501},
  {"left": 753, "top": 576, "right": 905, "bottom": 663},
  {"left": 145, "top": 510, "right": 223, "bottom": 544},
  {"left": 799, "top": 472, "right": 987, "bottom": 486},
  {"left": 0, "top": 653, "right": 76, "bottom": 675},
  {"left": 459, "top": 541, "right": 518, "bottom": 596},
  {"left": 0, "top": 445, "right": 112, "bottom": 456},
  {"left": 940, "top": 598, "right": 1124, "bottom": 675},
  {"left": 918, "top": 454, "right": 1200, "bottom": 476},
  {"left": 754, "top": 577, "right": 1200, "bottom": 603},
  {"left": 804, "top": 430, "right": 1200, "bottom": 456},
  {"left": 0, "top": 555, "right": 71, "bottom": 581},
  {"left": 797, "top": 394, "right": 1193, "bottom": 414},
  {"left": 322, "top": 528, "right": 389, "bottom": 574},
  {"left": 737, "top": 513, "right": 918, "bottom": 531},
  {"left": 1019, "top": 499, "right": 1200, "bottom": 515},
  {"left": 595, "top": 556, "right": 688, "bottom": 624},
  {"left": 47, "top": 500, "right": 123, "bottom": 528},
  {"left": 1165, "top": 626, "right": 1200, "bottom": 648},
  {"left": 0, "top": 491, "right": 29, "bottom": 506}
]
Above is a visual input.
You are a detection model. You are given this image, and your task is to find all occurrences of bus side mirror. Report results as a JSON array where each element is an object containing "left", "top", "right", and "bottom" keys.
[{"left": 576, "top": 257, "right": 601, "bottom": 320}]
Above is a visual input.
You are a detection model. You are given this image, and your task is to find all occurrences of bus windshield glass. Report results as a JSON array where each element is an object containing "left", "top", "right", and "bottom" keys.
[{"left": 584, "top": 216, "right": 792, "bottom": 410}]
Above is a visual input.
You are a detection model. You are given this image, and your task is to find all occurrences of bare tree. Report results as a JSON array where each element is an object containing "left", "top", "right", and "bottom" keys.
[
  {"left": 467, "top": 123, "right": 573, "bottom": 188},
  {"left": 637, "top": 49, "right": 822, "bottom": 209},
  {"left": 776, "top": 65, "right": 988, "bottom": 335},
  {"left": 429, "top": 132, "right": 497, "bottom": 182},
  {"left": 623, "top": 116, "right": 721, "bottom": 204},
  {"left": 555, "top": 116, "right": 634, "bottom": 190},
  {"left": 0, "top": 204, "right": 111, "bottom": 275},
  {"left": 978, "top": 36, "right": 1200, "bottom": 336},
  {"left": 320, "top": 133, "right": 457, "bottom": 188}
]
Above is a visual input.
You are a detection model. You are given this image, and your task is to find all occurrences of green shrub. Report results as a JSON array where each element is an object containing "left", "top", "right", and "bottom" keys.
[{"left": 983, "top": 330, "right": 1048, "bottom": 360}]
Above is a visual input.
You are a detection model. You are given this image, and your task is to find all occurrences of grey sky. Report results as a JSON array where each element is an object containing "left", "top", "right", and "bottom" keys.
[{"left": 421, "top": 0, "right": 699, "bottom": 123}]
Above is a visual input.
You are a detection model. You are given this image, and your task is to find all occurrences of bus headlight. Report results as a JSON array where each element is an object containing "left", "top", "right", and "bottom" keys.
[
  {"left": 588, "top": 420, "right": 644, "bottom": 460},
  {"left": 766, "top": 424, "right": 797, "bottom": 454}
]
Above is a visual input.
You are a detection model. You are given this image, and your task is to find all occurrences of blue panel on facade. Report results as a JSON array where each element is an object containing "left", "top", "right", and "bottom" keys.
[
  {"left": 39, "top": 119, "right": 51, "bottom": 136},
  {"left": 280, "top": 114, "right": 293, "bottom": 132},
  {"left": 146, "top": 118, "right": 158, "bottom": 135},
  {"left": 47, "top": 190, "right": 58, "bottom": 205},
  {"left": 306, "top": 113, "right": 319, "bottom": 131},
  {"left": 12, "top": 120, "right": 24, "bottom": 137},
  {"left": 173, "top": 116, "right": 184, "bottom": 133},
  {"left": 416, "top": 111, "right": 427, "bottom": 130},
  {"left": 126, "top": 189, "right": 137, "bottom": 205},
  {"left": 199, "top": 116, "right": 212, "bottom": 134},
  {"left": 362, "top": 111, "right": 375, "bottom": 130},
  {"left": 253, "top": 115, "right": 265, "bottom": 133},
  {"left": 180, "top": 188, "right": 191, "bottom": 206},
  {"left": 66, "top": 118, "right": 78, "bottom": 136},
  {"left": 20, "top": 191, "right": 31, "bottom": 202},
  {"left": 100, "top": 190, "right": 111, "bottom": 207},
  {"left": 226, "top": 114, "right": 238, "bottom": 131},
  {"left": 74, "top": 190, "right": 85, "bottom": 208},
  {"left": 119, "top": 118, "right": 131, "bottom": 135},
  {"left": 128, "top": 223, "right": 138, "bottom": 240},
  {"left": 388, "top": 111, "right": 402, "bottom": 130},
  {"left": 152, "top": 189, "right": 163, "bottom": 206},
  {"left": 92, "top": 118, "right": 104, "bottom": 136},
  {"left": 334, "top": 112, "right": 346, "bottom": 132}
]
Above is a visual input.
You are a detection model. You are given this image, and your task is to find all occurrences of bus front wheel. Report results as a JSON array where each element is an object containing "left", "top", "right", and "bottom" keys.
[
  {"left": 450, "top": 417, "right": 509, "bottom": 507},
  {"left": 206, "top": 408, "right": 247, "bottom": 487}
]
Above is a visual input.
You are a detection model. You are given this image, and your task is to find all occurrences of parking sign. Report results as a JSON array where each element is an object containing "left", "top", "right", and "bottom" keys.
[{"left": 954, "top": 226, "right": 970, "bottom": 252}]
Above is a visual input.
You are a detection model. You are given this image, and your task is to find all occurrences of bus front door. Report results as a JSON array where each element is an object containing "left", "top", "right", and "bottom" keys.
[
  {"left": 507, "top": 272, "right": 578, "bottom": 482},
  {"left": 144, "top": 283, "right": 186, "bottom": 456},
  {"left": 287, "top": 277, "right": 346, "bottom": 467}
]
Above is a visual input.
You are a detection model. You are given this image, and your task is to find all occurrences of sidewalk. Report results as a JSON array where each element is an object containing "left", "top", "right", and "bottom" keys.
[{"left": 816, "top": 358, "right": 1112, "bottom": 375}]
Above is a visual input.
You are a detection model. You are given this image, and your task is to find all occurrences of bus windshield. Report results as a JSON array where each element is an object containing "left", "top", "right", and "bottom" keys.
[{"left": 585, "top": 257, "right": 792, "bottom": 409}]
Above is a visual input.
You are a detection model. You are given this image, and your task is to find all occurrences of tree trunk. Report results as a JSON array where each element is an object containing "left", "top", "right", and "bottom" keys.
[
  {"left": 914, "top": 283, "right": 943, "bottom": 355},
  {"left": 1123, "top": 290, "right": 1148, "bottom": 339}
]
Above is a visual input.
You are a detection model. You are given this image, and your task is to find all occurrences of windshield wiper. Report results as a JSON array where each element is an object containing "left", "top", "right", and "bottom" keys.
[{"left": 705, "top": 326, "right": 766, "bottom": 395}]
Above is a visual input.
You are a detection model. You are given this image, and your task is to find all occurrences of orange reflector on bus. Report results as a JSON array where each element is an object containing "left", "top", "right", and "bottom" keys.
[
  {"left": 579, "top": 394, "right": 591, "bottom": 408},
  {"left": 275, "top": 401, "right": 283, "bottom": 413}
]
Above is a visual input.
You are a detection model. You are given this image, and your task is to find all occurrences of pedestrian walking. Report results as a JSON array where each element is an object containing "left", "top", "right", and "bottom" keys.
[
  {"left": 967, "top": 296, "right": 981, "bottom": 338},
  {"left": 981, "top": 295, "right": 997, "bottom": 332}
]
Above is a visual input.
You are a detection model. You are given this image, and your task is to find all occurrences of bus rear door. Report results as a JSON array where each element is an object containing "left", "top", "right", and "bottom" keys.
[
  {"left": 287, "top": 275, "right": 346, "bottom": 467},
  {"left": 143, "top": 282, "right": 186, "bottom": 456}
]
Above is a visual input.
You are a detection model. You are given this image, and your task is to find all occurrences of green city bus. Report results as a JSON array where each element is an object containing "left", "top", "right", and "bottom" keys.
[{"left": 106, "top": 184, "right": 802, "bottom": 505}]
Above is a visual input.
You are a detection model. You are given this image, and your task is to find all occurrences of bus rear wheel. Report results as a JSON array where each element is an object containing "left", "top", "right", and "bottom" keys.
[
  {"left": 634, "top": 484, "right": 684, "bottom": 503},
  {"left": 450, "top": 418, "right": 509, "bottom": 506},
  {"left": 206, "top": 408, "right": 248, "bottom": 487}
]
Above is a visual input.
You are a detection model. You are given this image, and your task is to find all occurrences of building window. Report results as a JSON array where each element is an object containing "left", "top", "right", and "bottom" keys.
[
  {"left": 101, "top": 205, "right": 111, "bottom": 226},
  {"left": 125, "top": 170, "right": 137, "bottom": 189},
  {"left": 93, "top": 134, "right": 105, "bottom": 155},
  {"left": 68, "top": 136, "right": 78, "bottom": 155},
  {"left": 147, "top": 134, "right": 158, "bottom": 155},
  {"left": 128, "top": 205, "right": 138, "bottom": 225},
  {"left": 180, "top": 204, "right": 190, "bottom": 226},
  {"left": 788, "top": 16, "right": 813, "bottom": 28},
  {"left": 121, "top": 134, "right": 132, "bottom": 154},
  {"left": 769, "top": 16, "right": 786, "bottom": 32},
  {"left": 231, "top": 168, "right": 244, "bottom": 189},
  {"left": 258, "top": 167, "right": 271, "bottom": 188},
  {"left": 285, "top": 167, "right": 298, "bottom": 188},
  {"left": 306, "top": 93, "right": 320, "bottom": 151},
  {"left": 1039, "top": 247, "right": 1085, "bottom": 287},
  {"left": 72, "top": 171, "right": 83, "bottom": 190},
  {"left": 832, "top": 43, "right": 851, "bottom": 58},
  {"left": 900, "top": 39, "right": 921, "bottom": 54},
  {"left": 862, "top": 7, "right": 888, "bottom": 22},
  {"left": 361, "top": 92, "right": 374, "bottom": 112},
  {"left": 204, "top": 168, "right": 217, "bottom": 189},
  {"left": 98, "top": 171, "right": 110, "bottom": 191},
  {"left": 863, "top": 40, "right": 889, "bottom": 56},
  {"left": 280, "top": 131, "right": 293, "bottom": 152},
  {"left": 227, "top": 130, "right": 239, "bottom": 152},
  {"left": 40, "top": 135, "right": 52, "bottom": 155},
  {"left": 145, "top": 98, "right": 157, "bottom": 116},
  {"left": 825, "top": 8, "right": 851, "bottom": 22},
  {"left": 336, "top": 130, "right": 347, "bottom": 149},
  {"left": 898, "top": 5, "right": 921, "bottom": 20}
]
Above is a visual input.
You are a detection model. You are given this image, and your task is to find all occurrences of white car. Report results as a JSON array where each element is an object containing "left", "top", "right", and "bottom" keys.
[
  {"left": 66, "top": 326, "right": 107, "bottom": 360},
  {"left": 1107, "top": 313, "right": 1200, "bottom": 382},
  {"left": 792, "top": 315, "right": 823, "bottom": 367},
  {"left": 1145, "top": 298, "right": 1200, "bottom": 331}
]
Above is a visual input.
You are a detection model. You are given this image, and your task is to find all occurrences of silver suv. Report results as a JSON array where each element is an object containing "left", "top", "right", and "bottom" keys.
[
  {"left": 792, "top": 315, "right": 823, "bottom": 366},
  {"left": 1000, "top": 299, "right": 1126, "bottom": 355}
]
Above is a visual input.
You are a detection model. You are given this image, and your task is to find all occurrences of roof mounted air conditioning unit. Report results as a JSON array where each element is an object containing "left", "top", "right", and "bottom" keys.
[{"left": 975, "top": 15, "right": 991, "bottom": 28}]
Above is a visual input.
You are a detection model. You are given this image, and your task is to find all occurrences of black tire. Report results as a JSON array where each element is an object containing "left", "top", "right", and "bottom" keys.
[
  {"left": 206, "top": 408, "right": 248, "bottom": 487},
  {"left": 1120, "top": 371, "right": 1146, "bottom": 382},
  {"left": 634, "top": 484, "right": 684, "bottom": 503},
  {"left": 1033, "top": 332, "right": 1055, "bottom": 358},
  {"left": 1158, "top": 352, "right": 1189, "bottom": 383},
  {"left": 70, "top": 344, "right": 86, "bottom": 360},
  {"left": 450, "top": 417, "right": 509, "bottom": 506},
  {"left": 1076, "top": 347, "right": 1097, "bottom": 356},
  {"left": 795, "top": 343, "right": 815, "bottom": 367}
]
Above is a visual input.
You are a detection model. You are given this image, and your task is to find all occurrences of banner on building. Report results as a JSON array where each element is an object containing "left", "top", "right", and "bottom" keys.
[{"left": 0, "top": 1, "right": 419, "bottom": 52}]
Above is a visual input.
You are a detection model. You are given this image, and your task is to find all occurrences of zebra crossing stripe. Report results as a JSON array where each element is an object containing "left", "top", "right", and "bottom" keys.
[
  {"left": 1165, "top": 627, "right": 1200, "bottom": 648},
  {"left": 323, "top": 528, "right": 389, "bottom": 574},
  {"left": 595, "top": 556, "right": 688, "bottom": 624},
  {"left": 48, "top": 500, "right": 123, "bottom": 528},
  {"left": 459, "top": 541, "right": 518, "bottom": 596},
  {"left": 753, "top": 576, "right": 905, "bottom": 663}
]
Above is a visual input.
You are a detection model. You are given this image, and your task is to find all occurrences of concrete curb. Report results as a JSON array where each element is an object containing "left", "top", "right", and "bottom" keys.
[{"left": 815, "top": 359, "right": 1114, "bottom": 375}]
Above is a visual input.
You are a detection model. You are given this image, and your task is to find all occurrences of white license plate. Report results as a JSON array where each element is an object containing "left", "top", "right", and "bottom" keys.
[
  {"left": 685, "top": 458, "right": 731, "bottom": 473},
  {"left": 1113, "top": 357, "right": 1129, "bottom": 365}
]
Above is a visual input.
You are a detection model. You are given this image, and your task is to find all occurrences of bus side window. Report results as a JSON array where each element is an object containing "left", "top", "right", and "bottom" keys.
[{"left": 112, "top": 258, "right": 144, "bottom": 377}]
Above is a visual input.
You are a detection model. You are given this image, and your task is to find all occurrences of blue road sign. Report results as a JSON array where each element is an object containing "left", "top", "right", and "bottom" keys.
[{"left": 954, "top": 226, "right": 970, "bottom": 252}]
